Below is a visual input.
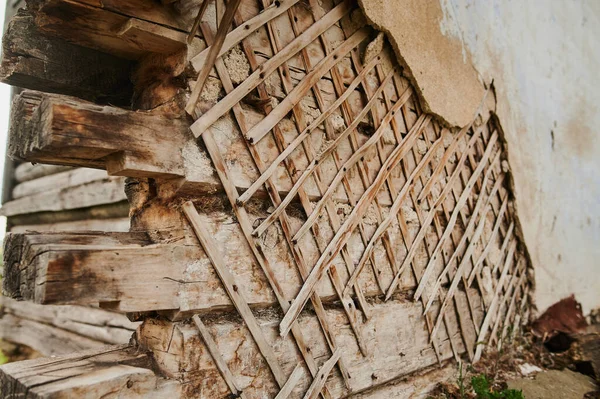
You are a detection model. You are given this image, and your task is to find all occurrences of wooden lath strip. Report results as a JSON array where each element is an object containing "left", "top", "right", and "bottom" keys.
[
  {"left": 259, "top": 0, "right": 385, "bottom": 321},
  {"left": 473, "top": 239, "right": 518, "bottom": 362},
  {"left": 244, "top": 28, "right": 370, "bottom": 143},
  {"left": 192, "top": 315, "right": 244, "bottom": 398},
  {"left": 229, "top": 3, "right": 370, "bottom": 358},
  {"left": 190, "top": 0, "right": 299, "bottom": 71},
  {"left": 236, "top": 56, "right": 381, "bottom": 206},
  {"left": 303, "top": 350, "right": 341, "bottom": 399},
  {"left": 291, "top": 112, "right": 429, "bottom": 243},
  {"left": 418, "top": 152, "right": 503, "bottom": 307},
  {"left": 428, "top": 161, "right": 504, "bottom": 341},
  {"left": 187, "top": 0, "right": 210, "bottom": 43},
  {"left": 497, "top": 272, "right": 526, "bottom": 349},
  {"left": 183, "top": 202, "right": 287, "bottom": 387},
  {"left": 468, "top": 195, "right": 509, "bottom": 286},
  {"left": 279, "top": 114, "right": 430, "bottom": 337},
  {"left": 199, "top": 22, "right": 344, "bottom": 395},
  {"left": 275, "top": 365, "right": 304, "bottom": 399},
  {"left": 401, "top": 118, "right": 477, "bottom": 360},
  {"left": 372, "top": 69, "right": 447, "bottom": 363},
  {"left": 200, "top": 126, "right": 327, "bottom": 394},
  {"left": 190, "top": 1, "right": 351, "bottom": 136},
  {"left": 342, "top": 137, "right": 443, "bottom": 296},
  {"left": 251, "top": 69, "right": 401, "bottom": 237},
  {"left": 186, "top": 0, "right": 243, "bottom": 115},
  {"left": 384, "top": 129, "right": 498, "bottom": 301}
]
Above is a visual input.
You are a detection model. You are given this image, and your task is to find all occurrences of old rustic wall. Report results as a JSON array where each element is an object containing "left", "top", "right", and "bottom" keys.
[{"left": 359, "top": 0, "right": 600, "bottom": 314}]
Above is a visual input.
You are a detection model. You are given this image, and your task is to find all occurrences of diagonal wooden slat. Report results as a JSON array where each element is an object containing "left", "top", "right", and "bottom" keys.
[
  {"left": 279, "top": 114, "right": 429, "bottom": 337},
  {"left": 275, "top": 364, "right": 304, "bottom": 399},
  {"left": 186, "top": 0, "right": 243, "bottom": 115},
  {"left": 190, "top": 0, "right": 299, "bottom": 71},
  {"left": 192, "top": 315, "right": 245, "bottom": 398},
  {"left": 183, "top": 202, "right": 287, "bottom": 386},
  {"left": 190, "top": 1, "right": 352, "bottom": 136},
  {"left": 385, "top": 130, "right": 498, "bottom": 301},
  {"left": 198, "top": 22, "right": 342, "bottom": 396},
  {"left": 302, "top": 350, "right": 341, "bottom": 399}
]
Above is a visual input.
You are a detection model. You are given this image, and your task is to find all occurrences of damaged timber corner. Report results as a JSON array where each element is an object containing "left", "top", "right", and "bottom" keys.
[{"left": 0, "top": 0, "right": 532, "bottom": 397}]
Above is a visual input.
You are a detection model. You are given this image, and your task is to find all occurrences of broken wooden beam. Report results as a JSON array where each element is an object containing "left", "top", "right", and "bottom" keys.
[
  {"left": 0, "top": 345, "right": 179, "bottom": 398},
  {"left": 0, "top": 10, "right": 133, "bottom": 104}
]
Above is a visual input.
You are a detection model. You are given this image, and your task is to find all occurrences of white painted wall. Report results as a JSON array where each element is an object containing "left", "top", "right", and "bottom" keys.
[{"left": 438, "top": 0, "right": 600, "bottom": 313}]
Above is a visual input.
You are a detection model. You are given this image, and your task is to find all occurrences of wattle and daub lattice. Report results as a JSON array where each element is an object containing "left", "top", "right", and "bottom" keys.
[{"left": 181, "top": 0, "right": 529, "bottom": 397}]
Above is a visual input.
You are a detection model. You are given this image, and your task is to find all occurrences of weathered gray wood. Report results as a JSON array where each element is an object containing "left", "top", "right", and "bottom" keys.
[
  {"left": 7, "top": 201, "right": 129, "bottom": 228},
  {"left": 0, "top": 345, "right": 180, "bottom": 398},
  {"left": 2, "top": 227, "right": 384, "bottom": 315},
  {"left": 0, "top": 10, "right": 133, "bottom": 104},
  {"left": 0, "top": 297, "right": 138, "bottom": 350},
  {"left": 0, "top": 177, "right": 126, "bottom": 217},
  {"left": 12, "top": 168, "right": 108, "bottom": 199},
  {"left": 10, "top": 217, "right": 130, "bottom": 233},
  {"left": 14, "top": 163, "right": 72, "bottom": 183}
]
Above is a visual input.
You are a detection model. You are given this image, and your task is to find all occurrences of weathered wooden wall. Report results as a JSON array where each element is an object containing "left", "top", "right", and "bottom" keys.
[{"left": 0, "top": 0, "right": 532, "bottom": 397}]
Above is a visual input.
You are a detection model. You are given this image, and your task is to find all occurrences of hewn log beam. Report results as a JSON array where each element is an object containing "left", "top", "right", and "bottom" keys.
[
  {"left": 0, "top": 345, "right": 180, "bottom": 398},
  {"left": 137, "top": 297, "right": 474, "bottom": 398},
  {"left": 26, "top": 0, "right": 203, "bottom": 60},
  {"left": 9, "top": 90, "right": 385, "bottom": 203},
  {"left": 2, "top": 223, "right": 387, "bottom": 315},
  {"left": 0, "top": 10, "right": 133, "bottom": 104}
]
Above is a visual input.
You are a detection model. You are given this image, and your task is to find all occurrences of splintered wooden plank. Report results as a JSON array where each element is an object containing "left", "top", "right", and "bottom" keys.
[
  {"left": 0, "top": 345, "right": 178, "bottom": 398},
  {"left": 189, "top": 1, "right": 352, "bottom": 136},
  {"left": 303, "top": 350, "right": 341, "bottom": 399},
  {"left": 0, "top": 10, "right": 133, "bottom": 104},
  {"left": 8, "top": 90, "right": 188, "bottom": 177},
  {"left": 184, "top": 202, "right": 287, "bottom": 387}
]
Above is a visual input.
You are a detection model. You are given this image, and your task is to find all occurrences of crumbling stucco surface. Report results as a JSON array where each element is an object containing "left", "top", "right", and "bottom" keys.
[{"left": 359, "top": 0, "right": 600, "bottom": 314}]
